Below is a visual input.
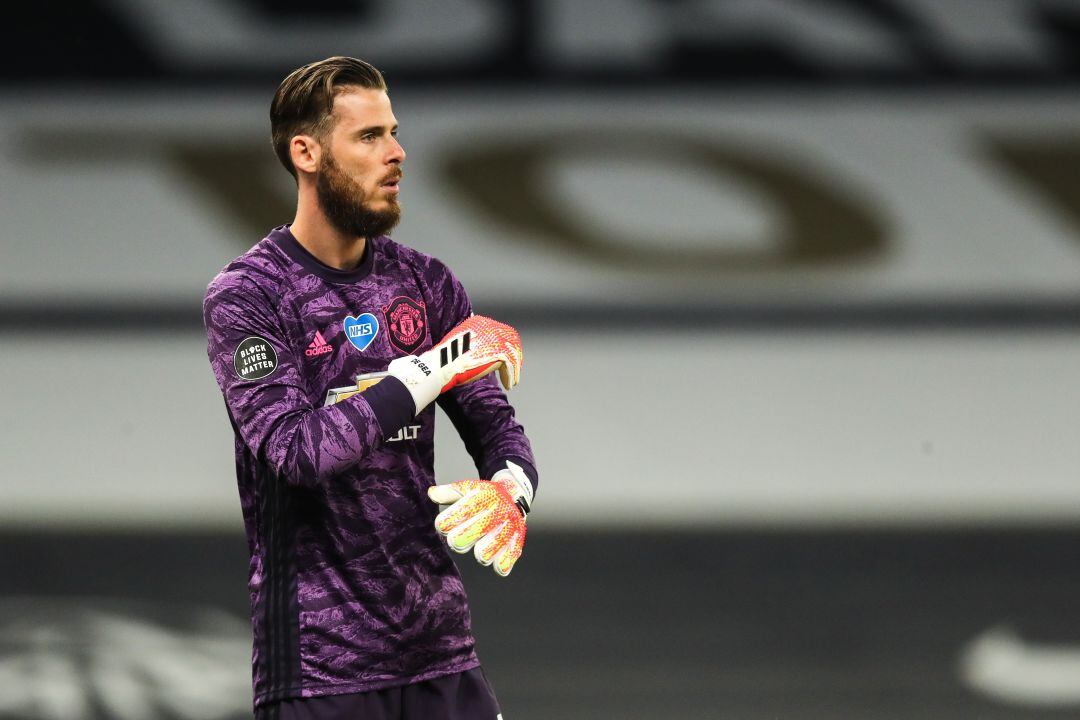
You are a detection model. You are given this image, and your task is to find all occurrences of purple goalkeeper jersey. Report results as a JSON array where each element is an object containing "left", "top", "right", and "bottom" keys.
[{"left": 203, "top": 225, "right": 537, "bottom": 707}]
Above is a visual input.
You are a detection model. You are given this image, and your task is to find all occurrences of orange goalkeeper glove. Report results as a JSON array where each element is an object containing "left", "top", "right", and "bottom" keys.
[
  {"left": 428, "top": 460, "right": 533, "bottom": 577},
  {"left": 388, "top": 314, "right": 522, "bottom": 415}
]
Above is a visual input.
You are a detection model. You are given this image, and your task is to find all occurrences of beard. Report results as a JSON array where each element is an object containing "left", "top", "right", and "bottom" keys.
[{"left": 315, "top": 151, "right": 401, "bottom": 239}]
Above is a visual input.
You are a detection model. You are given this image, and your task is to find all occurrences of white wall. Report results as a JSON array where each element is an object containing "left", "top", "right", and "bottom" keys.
[{"left": 1, "top": 330, "right": 1077, "bottom": 529}]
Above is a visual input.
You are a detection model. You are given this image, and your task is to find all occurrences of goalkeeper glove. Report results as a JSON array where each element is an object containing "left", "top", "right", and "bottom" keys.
[
  {"left": 387, "top": 314, "right": 522, "bottom": 415},
  {"left": 428, "top": 460, "right": 533, "bottom": 577}
]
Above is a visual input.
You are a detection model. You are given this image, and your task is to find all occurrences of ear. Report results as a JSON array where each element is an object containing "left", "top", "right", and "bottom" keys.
[{"left": 289, "top": 134, "right": 321, "bottom": 176}]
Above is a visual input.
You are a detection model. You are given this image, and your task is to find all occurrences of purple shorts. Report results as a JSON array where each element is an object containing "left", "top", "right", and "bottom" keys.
[{"left": 254, "top": 667, "right": 502, "bottom": 720}]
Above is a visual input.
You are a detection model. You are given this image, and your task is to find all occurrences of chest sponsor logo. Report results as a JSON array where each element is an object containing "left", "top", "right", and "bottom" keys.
[
  {"left": 323, "top": 372, "right": 389, "bottom": 406},
  {"left": 343, "top": 313, "right": 380, "bottom": 352},
  {"left": 304, "top": 330, "right": 333, "bottom": 358},
  {"left": 387, "top": 424, "right": 421, "bottom": 442},
  {"left": 232, "top": 336, "right": 278, "bottom": 380},
  {"left": 382, "top": 296, "right": 428, "bottom": 354}
]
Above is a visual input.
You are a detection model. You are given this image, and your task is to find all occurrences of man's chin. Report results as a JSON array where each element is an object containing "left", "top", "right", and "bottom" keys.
[
  {"left": 367, "top": 207, "right": 402, "bottom": 237},
  {"left": 374, "top": 202, "right": 402, "bottom": 227}
]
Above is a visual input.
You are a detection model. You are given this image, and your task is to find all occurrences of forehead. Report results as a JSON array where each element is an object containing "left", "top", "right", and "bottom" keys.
[{"left": 330, "top": 88, "right": 396, "bottom": 132}]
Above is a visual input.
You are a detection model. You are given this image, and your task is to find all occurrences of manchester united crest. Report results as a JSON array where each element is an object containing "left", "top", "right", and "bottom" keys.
[{"left": 382, "top": 296, "right": 428, "bottom": 354}]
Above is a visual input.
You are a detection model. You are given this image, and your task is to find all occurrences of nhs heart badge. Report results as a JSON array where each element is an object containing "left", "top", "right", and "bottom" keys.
[{"left": 343, "top": 313, "right": 379, "bottom": 352}]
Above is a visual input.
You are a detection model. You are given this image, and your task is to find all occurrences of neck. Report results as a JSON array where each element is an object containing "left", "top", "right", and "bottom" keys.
[{"left": 290, "top": 196, "right": 366, "bottom": 271}]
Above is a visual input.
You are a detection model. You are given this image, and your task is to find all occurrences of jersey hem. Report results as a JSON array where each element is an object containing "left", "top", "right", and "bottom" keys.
[{"left": 253, "top": 657, "right": 482, "bottom": 707}]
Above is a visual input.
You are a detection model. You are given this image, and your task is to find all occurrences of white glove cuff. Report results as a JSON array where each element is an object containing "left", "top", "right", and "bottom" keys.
[
  {"left": 491, "top": 460, "right": 534, "bottom": 512},
  {"left": 386, "top": 354, "right": 442, "bottom": 415}
]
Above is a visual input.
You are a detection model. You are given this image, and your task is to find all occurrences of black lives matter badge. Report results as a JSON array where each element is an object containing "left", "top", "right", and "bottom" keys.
[{"left": 233, "top": 336, "right": 278, "bottom": 380}]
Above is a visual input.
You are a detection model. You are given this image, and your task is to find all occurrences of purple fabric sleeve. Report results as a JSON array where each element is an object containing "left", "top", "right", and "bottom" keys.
[
  {"left": 429, "top": 261, "right": 538, "bottom": 494},
  {"left": 204, "top": 274, "right": 386, "bottom": 487},
  {"left": 438, "top": 381, "right": 539, "bottom": 494}
]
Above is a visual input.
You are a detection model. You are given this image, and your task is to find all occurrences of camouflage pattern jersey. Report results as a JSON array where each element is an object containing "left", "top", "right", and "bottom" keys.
[{"left": 203, "top": 225, "right": 537, "bottom": 707}]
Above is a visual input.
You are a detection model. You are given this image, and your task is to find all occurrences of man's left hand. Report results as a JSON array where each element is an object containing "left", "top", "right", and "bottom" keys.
[{"left": 428, "top": 461, "right": 533, "bottom": 577}]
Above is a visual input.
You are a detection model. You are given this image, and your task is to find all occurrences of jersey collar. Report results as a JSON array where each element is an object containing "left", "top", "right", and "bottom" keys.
[{"left": 268, "top": 224, "right": 376, "bottom": 284}]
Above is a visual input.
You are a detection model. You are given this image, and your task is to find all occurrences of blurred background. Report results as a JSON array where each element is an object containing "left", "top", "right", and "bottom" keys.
[{"left": 3, "top": 1, "right": 1080, "bottom": 718}]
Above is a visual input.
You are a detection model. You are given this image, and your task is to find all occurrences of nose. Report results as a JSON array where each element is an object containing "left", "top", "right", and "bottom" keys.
[{"left": 388, "top": 135, "right": 406, "bottom": 164}]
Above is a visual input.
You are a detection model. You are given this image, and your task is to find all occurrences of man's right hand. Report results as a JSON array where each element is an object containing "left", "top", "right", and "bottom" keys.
[{"left": 387, "top": 314, "right": 523, "bottom": 415}]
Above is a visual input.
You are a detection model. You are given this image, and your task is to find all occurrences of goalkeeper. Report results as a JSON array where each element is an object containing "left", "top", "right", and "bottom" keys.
[{"left": 203, "top": 56, "right": 536, "bottom": 719}]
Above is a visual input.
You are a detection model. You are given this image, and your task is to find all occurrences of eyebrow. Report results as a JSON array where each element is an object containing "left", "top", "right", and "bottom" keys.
[{"left": 352, "top": 124, "right": 398, "bottom": 137}]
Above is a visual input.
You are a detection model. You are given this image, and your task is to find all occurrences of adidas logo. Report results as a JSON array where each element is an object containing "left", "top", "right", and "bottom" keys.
[{"left": 304, "top": 331, "right": 334, "bottom": 358}]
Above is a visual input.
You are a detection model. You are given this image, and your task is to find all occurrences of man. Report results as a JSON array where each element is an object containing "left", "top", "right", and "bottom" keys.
[{"left": 203, "top": 56, "right": 537, "bottom": 719}]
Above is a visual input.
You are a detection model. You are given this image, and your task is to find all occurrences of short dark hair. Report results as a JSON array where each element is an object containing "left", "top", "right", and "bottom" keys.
[{"left": 270, "top": 56, "right": 387, "bottom": 180}]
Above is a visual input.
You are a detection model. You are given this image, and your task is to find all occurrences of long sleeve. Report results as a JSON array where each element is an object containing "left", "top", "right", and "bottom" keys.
[
  {"left": 428, "top": 261, "right": 539, "bottom": 492},
  {"left": 204, "top": 272, "right": 396, "bottom": 487},
  {"left": 438, "top": 375, "right": 538, "bottom": 490}
]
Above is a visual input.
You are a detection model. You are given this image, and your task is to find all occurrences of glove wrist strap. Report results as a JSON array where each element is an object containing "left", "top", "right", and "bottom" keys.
[{"left": 492, "top": 461, "right": 534, "bottom": 515}]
